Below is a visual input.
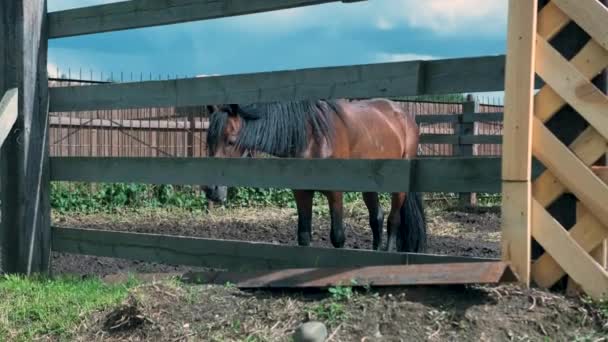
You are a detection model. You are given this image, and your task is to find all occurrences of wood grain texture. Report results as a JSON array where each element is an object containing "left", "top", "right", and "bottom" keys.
[
  {"left": 535, "top": 35, "right": 608, "bottom": 140},
  {"left": 0, "top": 0, "right": 51, "bottom": 274},
  {"left": 537, "top": 1, "right": 570, "bottom": 39},
  {"left": 532, "top": 203, "right": 607, "bottom": 288},
  {"left": 552, "top": 0, "right": 608, "bottom": 50},
  {"left": 502, "top": 0, "right": 537, "bottom": 181},
  {"left": 0, "top": 88, "right": 17, "bottom": 148},
  {"left": 532, "top": 199, "right": 608, "bottom": 299},
  {"left": 49, "top": 157, "right": 507, "bottom": 193},
  {"left": 534, "top": 40, "right": 608, "bottom": 123},
  {"left": 532, "top": 117, "right": 608, "bottom": 228},
  {"left": 501, "top": 181, "right": 532, "bottom": 285},
  {"left": 51, "top": 227, "right": 497, "bottom": 272},
  {"left": 532, "top": 127, "right": 607, "bottom": 207},
  {"left": 48, "top": 0, "right": 362, "bottom": 38},
  {"left": 49, "top": 56, "right": 507, "bottom": 112}
]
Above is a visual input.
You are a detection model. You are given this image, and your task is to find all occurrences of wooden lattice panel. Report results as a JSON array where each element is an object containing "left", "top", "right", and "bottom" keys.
[{"left": 503, "top": 0, "right": 608, "bottom": 299}]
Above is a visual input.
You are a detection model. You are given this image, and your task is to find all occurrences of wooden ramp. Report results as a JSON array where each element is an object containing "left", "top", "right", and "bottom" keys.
[{"left": 181, "top": 262, "right": 518, "bottom": 289}]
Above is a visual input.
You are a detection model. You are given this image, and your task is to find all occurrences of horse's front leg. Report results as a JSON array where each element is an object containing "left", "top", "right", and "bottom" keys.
[
  {"left": 386, "top": 192, "right": 406, "bottom": 252},
  {"left": 293, "top": 190, "right": 314, "bottom": 246},
  {"left": 323, "top": 191, "right": 345, "bottom": 248}
]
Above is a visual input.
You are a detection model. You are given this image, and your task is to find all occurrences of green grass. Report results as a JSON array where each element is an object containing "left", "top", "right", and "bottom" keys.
[{"left": 0, "top": 274, "right": 137, "bottom": 341}]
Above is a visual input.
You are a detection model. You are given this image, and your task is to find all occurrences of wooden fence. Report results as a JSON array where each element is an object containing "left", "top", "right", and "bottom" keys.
[
  {"left": 48, "top": 80, "right": 504, "bottom": 159},
  {"left": 1, "top": 0, "right": 605, "bottom": 299}
]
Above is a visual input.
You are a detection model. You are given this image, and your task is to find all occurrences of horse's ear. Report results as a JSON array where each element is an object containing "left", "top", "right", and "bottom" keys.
[
  {"left": 228, "top": 104, "right": 240, "bottom": 117},
  {"left": 206, "top": 105, "right": 218, "bottom": 114}
]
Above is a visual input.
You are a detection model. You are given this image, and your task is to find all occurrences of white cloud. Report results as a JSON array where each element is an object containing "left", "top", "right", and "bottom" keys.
[
  {"left": 217, "top": 0, "right": 507, "bottom": 36},
  {"left": 374, "top": 53, "right": 441, "bottom": 63},
  {"left": 47, "top": 62, "right": 59, "bottom": 77}
]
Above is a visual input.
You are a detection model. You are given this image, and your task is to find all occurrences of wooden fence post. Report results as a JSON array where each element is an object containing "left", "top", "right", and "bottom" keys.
[
  {"left": 456, "top": 95, "right": 478, "bottom": 207},
  {"left": 0, "top": 0, "right": 51, "bottom": 275}
]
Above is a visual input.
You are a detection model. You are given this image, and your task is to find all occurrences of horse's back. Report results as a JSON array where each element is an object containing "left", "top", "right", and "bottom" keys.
[{"left": 334, "top": 98, "right": 419, "bottom": 159}]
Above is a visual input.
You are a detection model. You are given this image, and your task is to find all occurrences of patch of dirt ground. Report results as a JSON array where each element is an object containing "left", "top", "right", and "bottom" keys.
[
  {"left": 51, "top": 205, "right": 501, "bottom": 276},
  {"left": 76, "top": 280, "right": 604, "bottom": 341},
  {"left": 51, "top": 206, "right": 607, "bottom": 341}
]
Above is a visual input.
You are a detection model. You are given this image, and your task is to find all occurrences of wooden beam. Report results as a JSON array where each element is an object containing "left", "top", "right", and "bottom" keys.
[
  {"left": 532, "top": 200, "right": 608, "bottom": 299},
  {"left": 48, "top": 0, "right": 364, "bottom": 39},
  {"left": 537, "top": 1, "right": 570, "bottom": 40},
  {"left": 51, "top": 227, "right": 497, "bottom": 272},
  {"left": 535, "top": 27, "right": 608, "bottom": 124},
  {"left": 0, "top": 0, "right": 51, "bottom": 275},
  {"left": 552, "top": 0, "right": 608, "bottom": 50},
  {"left": 183, "top": 262, "right": 518, "bottom": 288},
  {"left": 48, "top": 56, "right": 507, "bottom": 112},
  {"left": 533, "top": 117, "right": 608, "bottom": 228},
  {"left": 532, "top": 127, "right": 607, "bottom": 207},
  {"left": 0, "top": 88, "right": 17, "bottom": 148},
  {"left": 502, "top": 0, "right": 537, "bottom": 181},
  {"left": 535, "top": 35, "right": 608, "bottom": 140},
  {"left": 49, "top": 157, "right": 505, "bottom": 193},
  {"left": 501, "top": 0, "right": 538, "bottom": 286},
  {"left": 532, "top": 203, "right": 607, "bottom": 288}
]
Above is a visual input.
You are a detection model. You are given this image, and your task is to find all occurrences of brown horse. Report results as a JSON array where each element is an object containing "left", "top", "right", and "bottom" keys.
[{"left": 203, "top": 99, "right": 427, "bottom": 253}]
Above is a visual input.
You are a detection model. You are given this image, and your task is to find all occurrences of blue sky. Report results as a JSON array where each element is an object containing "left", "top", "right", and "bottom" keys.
[{"left": 48, "top": 0, "right": 508, "bottom": 98}]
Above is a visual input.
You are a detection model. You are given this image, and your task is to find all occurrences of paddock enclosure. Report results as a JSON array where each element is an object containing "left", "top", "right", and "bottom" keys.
[{"left": 0, "top": 0, "right": 607, "bottom": 299}]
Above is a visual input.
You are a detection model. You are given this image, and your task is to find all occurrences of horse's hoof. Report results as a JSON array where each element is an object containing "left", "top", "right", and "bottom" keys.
[{"left": 298, "top": 234, "right": 311, "bottom": 247}]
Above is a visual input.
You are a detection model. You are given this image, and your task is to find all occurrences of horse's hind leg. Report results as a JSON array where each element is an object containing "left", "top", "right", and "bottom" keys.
[
  {"left": 386, "top": 192, "right": 406, "bottom": 252},
  {"left": 293, "top": 190, "right": 314, "bottom": 246},
  {"left": 323, "top": 191, "right": 345, "bottom": 248},
  {"left": 363, "top": 192, "right": 384, "bottom": 250}
]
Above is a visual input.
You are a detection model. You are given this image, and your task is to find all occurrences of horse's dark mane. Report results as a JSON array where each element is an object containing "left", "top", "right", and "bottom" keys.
[{"left": 207, "top": 100, "right": 339, "bottom": 157}]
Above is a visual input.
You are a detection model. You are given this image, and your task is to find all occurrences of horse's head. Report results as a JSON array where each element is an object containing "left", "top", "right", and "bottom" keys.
[{"left": 203, "top": 104, "right": 259, "bottom": 203}]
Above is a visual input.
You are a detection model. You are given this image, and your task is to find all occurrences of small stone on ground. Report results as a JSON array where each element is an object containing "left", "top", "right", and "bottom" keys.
[{"left": 293, "top": 321, "right": 328, "bottom": 342}]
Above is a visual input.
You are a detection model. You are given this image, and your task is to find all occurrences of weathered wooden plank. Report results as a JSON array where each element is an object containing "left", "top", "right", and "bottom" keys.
[
  {"left": 182, "top": 262, "right": 518, "bottom": 288},
  {"left": 411, "top": 157, "right": 502, "bottom": 193},
  {"left": 49, "top": 157, "right": 505, "bottom": 193},
  {"left": 419, "top": 134, "right": 501, "bottom": 146},
  {"left": 502, "top": 0, "right": 537, "bottom": 181},
  {"left": 48, "top": 56, "right": 508, "bottom": 112},
  {"left": 51, "top": 227, "right": 497, "bottom": 272},
  {"left": 501, "top": 0, "right": 537, "bottom": 286},
  {"left": 0, "top": 88, "right": 18, "bottom": 148},
  {"left": 532, "top": 202, "right": 607, "bottom": 288},
  {"left": 48, "top": 0, "right": 364, "bottom": 39},
  {"left": 532, "top": 200, "right": 608, "bottom": 299},
  {"left": 51, "top": 157, "right": 412, "bottom": 192},
  {"left": 532, "top": 127, "right": 607, "bottom": 207},
  {"left": 415, "top": 114, "right": 460, "bottom": 124},
  {"left": 532, "top": 117, "right": 608, "bottom": 228},
  {"left": 0, "top": 0, "right": 51, "bottom": 275},
  {"left": 460, "top": 135, "right": 502, "bottom": 145},
  {"left": 553, "top": 0, "right": 608, "bottom": 50},
  {"left": 535, "top": 35, "right": 608, "bottom": 140},
  {"left": 419, "top": 134, "right": 459, "bottom": 145}
]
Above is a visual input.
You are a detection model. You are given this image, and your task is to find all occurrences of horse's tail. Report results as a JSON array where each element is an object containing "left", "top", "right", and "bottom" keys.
[{"left": 398, "top": 192, "right": 428, "bottom": 253}]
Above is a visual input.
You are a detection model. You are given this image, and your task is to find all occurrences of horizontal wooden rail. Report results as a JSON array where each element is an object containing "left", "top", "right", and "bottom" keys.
[
  {"left": 415, "top": 112, "right": 503, "bottom": 124},
  {"left": 49, "top": 0, "right": 366, "bottom": 39},
  {"left": 50, "top": 157, "right": 507, "bottom": 193},
  {"left": 419, "top": 135, "right": 502, "bottom": 145},
  {"left": 0, "top": 88, "right": 18, "bottom": 148},
  {"left": 51, "top": 226, "right": 497, "bottom": 271},
  {"left": 49, "top": 56, "right": 509, "bottom": 112}
]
